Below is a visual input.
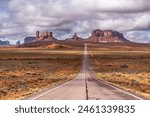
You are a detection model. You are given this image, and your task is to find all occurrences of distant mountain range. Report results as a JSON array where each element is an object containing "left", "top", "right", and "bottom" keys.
[
  {"left": 24, "top": 29, "right": 129, "bottom": 44},
  {"left": 0, "top": 40, "right": 10, "bottom": 46},
  {"left": 24, "top": 37, "right": 35, "bottom": 43}
]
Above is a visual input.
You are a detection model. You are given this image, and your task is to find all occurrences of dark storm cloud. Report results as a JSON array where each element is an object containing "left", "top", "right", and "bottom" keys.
[{"left": 0, "top": 0, "right": 150, "bottom": 43}]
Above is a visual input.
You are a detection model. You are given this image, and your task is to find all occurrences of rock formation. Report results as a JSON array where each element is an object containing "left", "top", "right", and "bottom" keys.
[
  {"left": 66, "top": 33, "right": 84, "bottom": 41},
  {"left": 23, "top": 29, "right": 130, "bottom": 46},
  {"left": 16, "top": 41, "right": 20, "bottom": 45},
  {"left": 0, "top": 40, "right": 10, "bottom": 45},
  {"left": 35, "top": 31, "right": 57, "bottom": 41},
  {"left": 87, "top": 29, "right": 129, "bottom": 43},
  {"left": 24, "top": 37, "right": 35, "bottom": 43}
]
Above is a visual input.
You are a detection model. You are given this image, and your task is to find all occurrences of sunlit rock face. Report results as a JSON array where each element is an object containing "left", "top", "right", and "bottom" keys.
[
  {"left": 35, "top": 31, "right": 57, "bottom": 41},
  {"left": 87, "top": 29, "right": 129, "bottom": 43}
]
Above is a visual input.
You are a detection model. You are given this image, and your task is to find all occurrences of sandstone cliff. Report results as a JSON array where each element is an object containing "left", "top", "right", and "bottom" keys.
[
  {"left": 35, "top": 31, "right": 57, "bottom": 41},
  {"left": 87, "top": 29, "right": 129, "bottom": 43},
  {"left": 23, "top": 29, "right": 130, "bottom": 45}
]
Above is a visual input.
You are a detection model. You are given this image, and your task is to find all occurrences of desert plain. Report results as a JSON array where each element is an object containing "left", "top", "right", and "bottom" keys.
[
  {"left": 0, "top": 42, "right": 150, "bottom": 99},
  {"left": 0, "top": 44, "right": 83, "bottom": 99}
]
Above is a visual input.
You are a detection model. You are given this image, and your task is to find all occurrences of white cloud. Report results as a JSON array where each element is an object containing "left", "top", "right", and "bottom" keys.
[
  {"left": 0, "top": 0, "right": 150, "bottom": 43},
  {"left": 125, "top": 31, "right": 150, "bottom": 43},
  {"left": 134, "top": 13, "right": 150, "bottom": 30}
]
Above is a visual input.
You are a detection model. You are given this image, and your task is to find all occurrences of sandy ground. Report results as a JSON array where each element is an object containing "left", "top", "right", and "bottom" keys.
[
  {"left": 89, "top": 49, "right": 150, "bottom": 99},
  {"left": 0, "top": 48, "right": 83, "bottom": 99}
]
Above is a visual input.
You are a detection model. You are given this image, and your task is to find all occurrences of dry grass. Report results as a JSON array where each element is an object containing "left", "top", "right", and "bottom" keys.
[
  {"left": 89, "top": 48, "right": 150, "bottom": 99},
  {"left": 42, "top": 43, "right": 72, "bottom": 49},
  {"left": 0, "top": 48, "right": 83, "bottom": 100}
]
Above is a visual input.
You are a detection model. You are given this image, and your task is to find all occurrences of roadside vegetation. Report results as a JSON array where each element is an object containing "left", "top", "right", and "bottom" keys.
[
  {"left": 0, "top": 48, "right": 83, "bottom": 99},
  {"left": 88, "top": 45, "right": 150, "bottom": 99}
]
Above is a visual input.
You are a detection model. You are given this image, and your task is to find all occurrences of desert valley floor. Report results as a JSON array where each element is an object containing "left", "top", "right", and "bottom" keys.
[{"left": 0, "top": 42, "right": 150, "bottom": 99}]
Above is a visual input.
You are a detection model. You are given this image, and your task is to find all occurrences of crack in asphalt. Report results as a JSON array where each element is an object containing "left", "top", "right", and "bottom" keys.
[
  {"left": 85, "top": 72, "right": 88, "bottom": 100},
  {"left": 84, "top": 44, "right": 89, "bottom": 100}
]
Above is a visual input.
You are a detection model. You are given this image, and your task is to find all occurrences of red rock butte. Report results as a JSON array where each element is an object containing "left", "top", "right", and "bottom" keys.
[
  {"left": 24, "top": 29, "right": 130, "bottom": 43},
  {"left": 35, "top": 31, "right": 57, "bottom": 41},
  {"left": 87, "top": 29, "right": 129, "bottom": 43}
]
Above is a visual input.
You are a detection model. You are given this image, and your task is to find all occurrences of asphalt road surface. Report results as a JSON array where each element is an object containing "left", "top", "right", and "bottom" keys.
[{"left": 26, "top": 44, "right": 144, "bottom": 100}]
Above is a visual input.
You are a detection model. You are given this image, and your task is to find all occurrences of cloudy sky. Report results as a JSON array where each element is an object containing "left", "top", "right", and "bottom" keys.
[{"left": 0, "top": 0, "right": 150, "bottom": 44}]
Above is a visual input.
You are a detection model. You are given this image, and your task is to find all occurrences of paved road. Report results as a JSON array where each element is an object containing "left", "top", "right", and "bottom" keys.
[{"left": 26, "top": 44, "right": 143, "bottom": 100}]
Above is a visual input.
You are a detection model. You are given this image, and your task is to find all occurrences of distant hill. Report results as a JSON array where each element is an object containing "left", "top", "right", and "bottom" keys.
[
  {"left": 0, "top": 40, "right": 10, "bottom": 45},
  {"left": 42, "top": 43, "right": 73, "bottom": 49},
  {"left": 16, "top": 41, "right": 20, "bottom": 45},
  {"left": 24, "top": 37, "right": 35, "bottom": 43}
]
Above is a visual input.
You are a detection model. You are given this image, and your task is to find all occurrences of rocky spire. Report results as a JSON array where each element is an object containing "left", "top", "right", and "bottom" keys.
[{"left": 72, "top": 33, "right": 78, "bottom": 40}]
